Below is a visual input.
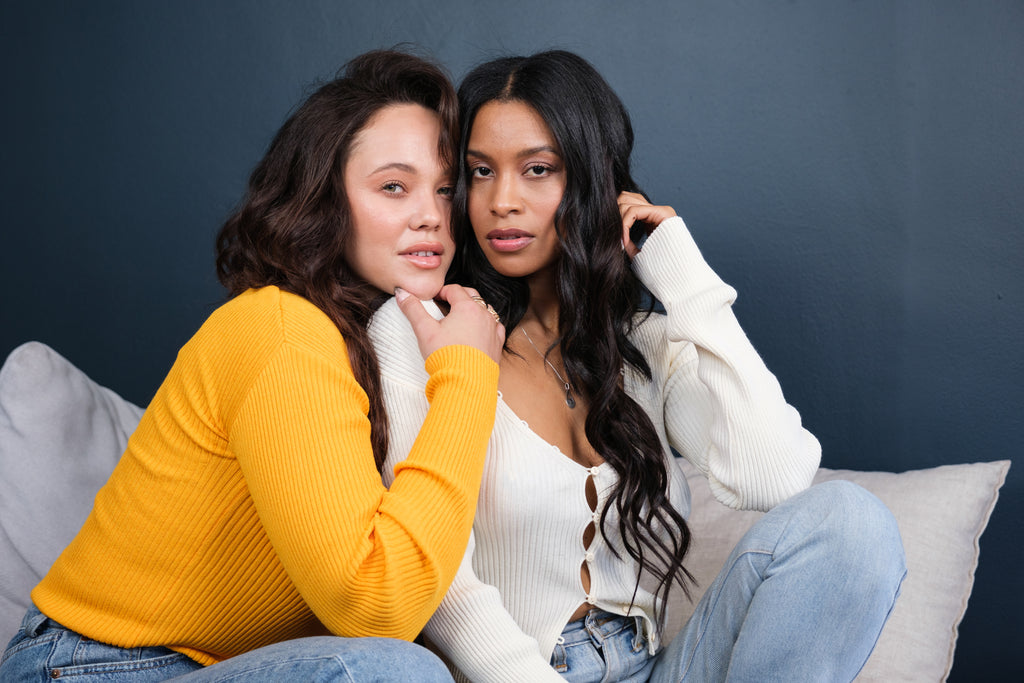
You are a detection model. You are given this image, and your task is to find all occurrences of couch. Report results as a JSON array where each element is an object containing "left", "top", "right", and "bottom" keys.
[{"left": 0, "top": 341, "right": 1009, "bottom": 681}]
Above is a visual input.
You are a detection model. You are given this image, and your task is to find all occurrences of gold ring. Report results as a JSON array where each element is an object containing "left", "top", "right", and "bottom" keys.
[{"left": 469, "top": 295, "right": 498, "bottom": 321}]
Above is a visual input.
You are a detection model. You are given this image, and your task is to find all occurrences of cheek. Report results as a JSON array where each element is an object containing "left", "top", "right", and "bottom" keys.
[
  {"left": 467, "top": 189, "right": 486, "bottom": 221},
  {"left": 540, "top": 190, "right": 563, "bottom": 230},
  {"left": 346, "top": 204, "right": 396, "bottom": 275},
  {"left": 467, "top": 192, "right": 489, "bottom": 238}
]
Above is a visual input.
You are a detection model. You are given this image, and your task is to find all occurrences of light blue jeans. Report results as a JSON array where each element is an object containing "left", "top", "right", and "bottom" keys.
[
  {"left": 0, "top": 605, "right": 454, "bottom": 682},
  {"left": 551, "top": 609, "right": 655, "bottom": 682},
  {"left": 553, "top": 481, "right": 907, "bottom": 682}
]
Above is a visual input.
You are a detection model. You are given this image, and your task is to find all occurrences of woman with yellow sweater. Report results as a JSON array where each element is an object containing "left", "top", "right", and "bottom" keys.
[{"left": 0, "top": 50, "right": 504, "bottom": 682}]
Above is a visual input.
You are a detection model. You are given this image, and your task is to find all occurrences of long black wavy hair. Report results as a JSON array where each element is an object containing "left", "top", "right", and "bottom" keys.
[{"left": 450, "top": 50, "right": 693, "bottom": 627}]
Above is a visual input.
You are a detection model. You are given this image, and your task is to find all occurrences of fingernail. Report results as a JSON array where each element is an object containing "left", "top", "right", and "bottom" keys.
[{"left": 395, "top": 287, "right": 409, "bottom": 302}]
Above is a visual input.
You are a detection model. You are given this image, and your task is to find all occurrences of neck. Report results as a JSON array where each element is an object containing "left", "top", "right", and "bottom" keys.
[{"left": 521, "top": 266, "right": 560, "bottom": 335}]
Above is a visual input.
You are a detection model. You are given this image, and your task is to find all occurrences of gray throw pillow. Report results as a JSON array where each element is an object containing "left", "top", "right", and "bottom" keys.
[{"left": 0, "top": 342, "right": 143, "bottom": 646}]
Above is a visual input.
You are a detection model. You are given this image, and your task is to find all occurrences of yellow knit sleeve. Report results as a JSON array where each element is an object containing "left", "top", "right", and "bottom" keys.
[{"left": 230, "top": 337, "right": 498, "bottom": 640}]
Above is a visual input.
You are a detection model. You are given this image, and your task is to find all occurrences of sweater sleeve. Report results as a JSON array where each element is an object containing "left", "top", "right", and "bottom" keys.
[
  {"left": 632, "top": 216, "right": 821, "bottom": 511},
  {"left": 230, "top": 337, "right": 499, "bottom": 640},
  {"left": 373, "top": 299, "right": 564, "bottom": 680},
  {"left": 424, "top": 533, "right": 565, "bottom": 683}
]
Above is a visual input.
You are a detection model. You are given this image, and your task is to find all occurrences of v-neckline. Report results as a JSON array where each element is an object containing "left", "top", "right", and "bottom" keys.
[{"left": 496, "top": 392, "right": 609, "bottom": 475}]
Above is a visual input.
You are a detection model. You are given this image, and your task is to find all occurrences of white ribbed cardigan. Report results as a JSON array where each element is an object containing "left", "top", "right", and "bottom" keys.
[{"left": 369, "top": 217, "right": 821, "bottom": 682}]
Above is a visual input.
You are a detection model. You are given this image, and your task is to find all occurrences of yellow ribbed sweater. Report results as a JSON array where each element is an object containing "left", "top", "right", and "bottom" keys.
[{"left": 31, "top": 286, "right": 498, "bottom": 665}]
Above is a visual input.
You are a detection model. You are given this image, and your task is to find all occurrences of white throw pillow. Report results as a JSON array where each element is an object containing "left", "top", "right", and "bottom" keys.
[
  {"left": 0, "top": 342, "right": 143, "bottom": 646},
  {"left": 669, "top": 457, "right": 1009, "bottom": 682}
]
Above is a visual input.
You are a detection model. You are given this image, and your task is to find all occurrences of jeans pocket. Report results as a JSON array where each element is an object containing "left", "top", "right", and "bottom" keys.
[
  {"left": 2, "top": 619, "right": 65, "bottom": 663},
  {"left": 51, "top": 653, "right": 194, "bottom": 680},
  {"left": 56, "top": 638, "right": 195, "bottom": 679},
  {"left": 1, "top": 618, "right": 198, "bottom": 682}
]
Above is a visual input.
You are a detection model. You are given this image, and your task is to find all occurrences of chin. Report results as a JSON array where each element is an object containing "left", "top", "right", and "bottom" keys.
[
  {"left": 398, "top": 279, "right": 445, "bottom": 301},
  {"left": 488, "top": 262, "right": 536, "bottom": 280}
]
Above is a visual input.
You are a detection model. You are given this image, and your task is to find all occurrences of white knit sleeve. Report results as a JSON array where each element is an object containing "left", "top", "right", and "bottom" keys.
[
  {"left": 372, "top": 299, "right": 562, "bottom": 681},
  {"left": 423, "top": 532, "right": 564, "bottom": 683},
  {"left": 632, "top": 216, "right": 821, "bottom": 511}
]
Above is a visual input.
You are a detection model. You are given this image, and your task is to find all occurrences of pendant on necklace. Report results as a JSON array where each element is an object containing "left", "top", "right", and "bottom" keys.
[{"left": 520, "top": 326, "right": 577, "bottom": 409}]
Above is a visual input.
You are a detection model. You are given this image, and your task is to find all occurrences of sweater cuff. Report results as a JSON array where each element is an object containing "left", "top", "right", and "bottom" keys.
[{"left": 423, "top": 345, "right": 499, "bottom": 403}]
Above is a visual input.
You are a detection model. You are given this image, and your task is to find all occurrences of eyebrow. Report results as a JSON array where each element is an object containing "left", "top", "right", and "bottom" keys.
[
  {"left": 466, "top": 145, "right": 560, "bottom": 161},
  {"left": 369, "top": 162, "right": 418, "bottom": 175}
]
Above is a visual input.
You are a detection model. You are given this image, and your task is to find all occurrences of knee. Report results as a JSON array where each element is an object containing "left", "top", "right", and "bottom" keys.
[
  {"left": 361, "top": 638, "right": 452, "bottom": 681},
  {"left": 801, "top": 481, "right": 906, "bottom": 581},
  {"left": 283, "top": 636, "right": 452, "bottom": 682}
]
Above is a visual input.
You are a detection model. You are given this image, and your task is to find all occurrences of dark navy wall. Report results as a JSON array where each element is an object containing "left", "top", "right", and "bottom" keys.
[{"left": 2, "top": 2, "right": 1021, "bottom": 677}]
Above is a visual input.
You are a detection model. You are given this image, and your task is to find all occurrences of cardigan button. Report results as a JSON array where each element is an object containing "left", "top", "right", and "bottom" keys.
[{"left": 585, "top": 552, "right": 595, "bottom": 563}]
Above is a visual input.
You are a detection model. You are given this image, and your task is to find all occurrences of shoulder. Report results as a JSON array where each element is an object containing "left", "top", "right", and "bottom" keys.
[
  {"left": 216, "top": 286, "right": 335, "bottom": 332},
  {"left": 191, "top": 286, "right": 345, "bottom": 367},
  {"left": 229, "top": 284, "right": 338, "bottom": 335}
]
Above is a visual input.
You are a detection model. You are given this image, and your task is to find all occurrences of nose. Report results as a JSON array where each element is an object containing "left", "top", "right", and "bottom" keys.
[
  {"left": 490, "top": 174, "right": 521, "bottom": 217},
  {"left": 412, "top": 191, "right": 446, "bottom": 231}
]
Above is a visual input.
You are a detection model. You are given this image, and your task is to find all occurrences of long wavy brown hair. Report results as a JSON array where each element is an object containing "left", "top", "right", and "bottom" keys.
[{"left": 215, "top": 49, "right": 458, "bottom": 471}]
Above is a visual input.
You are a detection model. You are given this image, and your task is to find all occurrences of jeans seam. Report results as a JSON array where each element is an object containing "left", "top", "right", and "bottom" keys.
[
  {"left": 848, "top": 567, "right": 908, "bottom": 681},
  {"left": 677, "top": 549, "right": 773, "bottom": 681},
  {"left": 45, "top": 651, "right": 192, "bottom": 676}
]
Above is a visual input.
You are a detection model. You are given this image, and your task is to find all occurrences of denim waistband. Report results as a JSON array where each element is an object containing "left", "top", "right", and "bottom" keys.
[
  {"left": 20, "top": 605, "right": 53, "bottom": 638},
  {"left": 559, "top": 609, "right": 641, "bottom": 648}
]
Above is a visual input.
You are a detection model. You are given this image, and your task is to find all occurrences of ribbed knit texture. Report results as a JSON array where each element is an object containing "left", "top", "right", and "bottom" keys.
[
  {"left": 371, "top": 217, "right": 822, "bottom": 682},
  {"left": 32, "top": 286, "right": 499, "bottom": 665}
]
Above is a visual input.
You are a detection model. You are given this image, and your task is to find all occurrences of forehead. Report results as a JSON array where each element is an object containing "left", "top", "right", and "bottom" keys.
[
  {"left": 347, "top": 103, "right": 443, "bottom": 168},
  {"left": 468, "top": 100, "right": 557, "bottom": 153}
]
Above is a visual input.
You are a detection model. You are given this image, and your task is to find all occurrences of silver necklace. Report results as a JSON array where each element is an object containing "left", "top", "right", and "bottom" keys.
[{"left": 520, "top": 326, "right": 576, "bottom": 409}]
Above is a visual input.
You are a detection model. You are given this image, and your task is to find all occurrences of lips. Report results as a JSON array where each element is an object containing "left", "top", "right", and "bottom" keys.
[
  {"left": 485, "top": 228, "right": 534, "bottom": 253},
  {"left": 399, "top": 242, "right": 445, "bottom": 269}
]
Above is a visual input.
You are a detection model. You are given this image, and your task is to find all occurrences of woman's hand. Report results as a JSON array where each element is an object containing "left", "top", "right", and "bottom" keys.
[
  {"left": 397, "top": 285, "right": 506, "bottom": 364},
  {"left": 617, "top": 191, "right": 677, "bottom": 259}
]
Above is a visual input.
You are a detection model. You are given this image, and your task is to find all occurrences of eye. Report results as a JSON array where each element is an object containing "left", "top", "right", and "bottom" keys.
[
  {"left": 525, "top": 165, "right": 551, "bottom": 177},
  {"left": 437, "top": 185, "right": 454, "bottom": 199},
  {"left": 381, "top": 181, "right": 405, "bottom": 194},
  {"left": 471, "top": 166, "right": 493, "bottom": 179}
]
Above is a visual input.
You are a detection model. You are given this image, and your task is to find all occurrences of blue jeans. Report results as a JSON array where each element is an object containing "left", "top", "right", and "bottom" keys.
[
  {"left": 554, "top": 481, "right": 906, "bottom": 682},
  {"left": 0, "top": 606, "right": 454, "bottom": 682},
  {"left": 551, "top": 609, "right": 653, "bottom": 682}
]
